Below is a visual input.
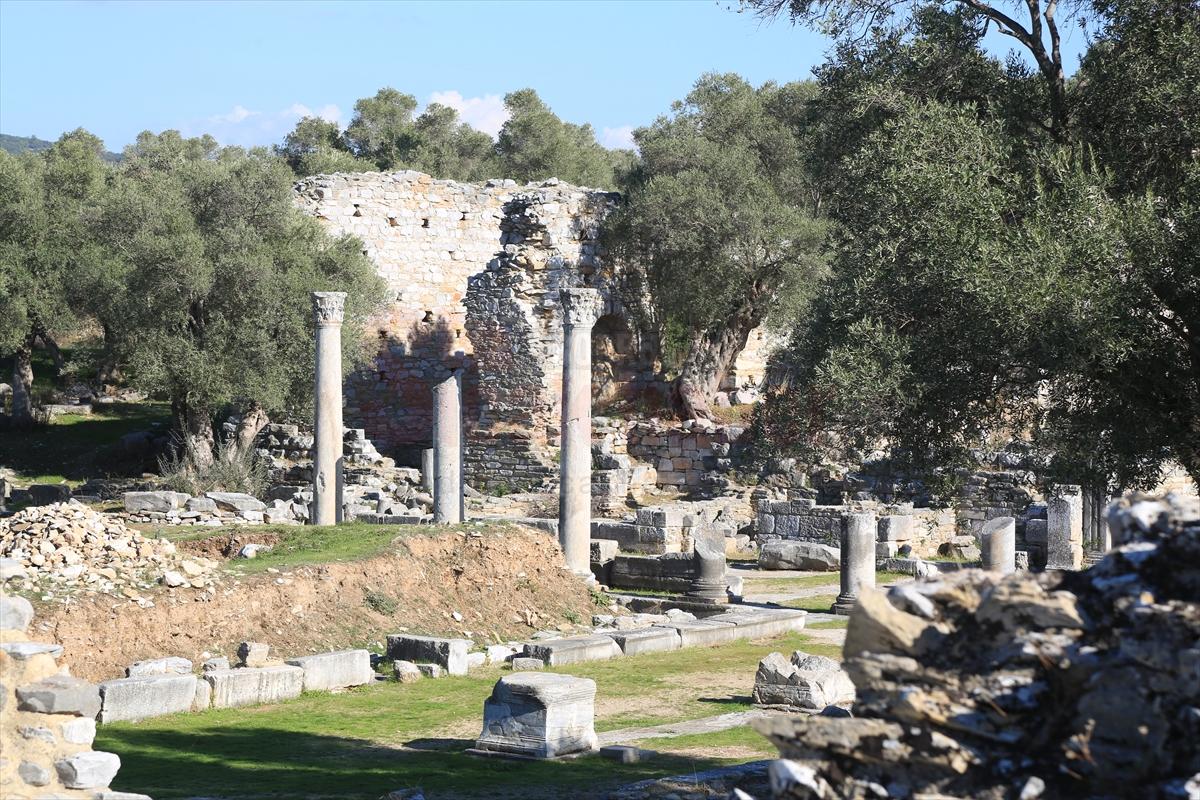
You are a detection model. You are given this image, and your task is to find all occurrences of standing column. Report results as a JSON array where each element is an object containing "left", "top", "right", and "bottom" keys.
[
  {"left": 558, "top": 288, "right": 604, "bottom": 576},
  {"left": 433, "top": 370, "right": 463, "bottom": 524},
  {"left": 1046, "top": 485, "right": 1084, "bottom": 570},
  {"left": 311, "top": 292, "right": 346, "bottom": 526},
  {"left": 421, "top": 448, "right": 435, "bottom": 494},
  {"left": 832, "top": 512, "right": 876, "bottom": 615},
  {"left": 981, "top": 516, "right": 1016, "bottom": 574}
]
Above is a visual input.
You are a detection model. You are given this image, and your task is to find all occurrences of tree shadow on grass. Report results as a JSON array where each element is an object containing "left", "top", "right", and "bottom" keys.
[{"left": 101, "top": 725, "right": 736, "bottom": 800}]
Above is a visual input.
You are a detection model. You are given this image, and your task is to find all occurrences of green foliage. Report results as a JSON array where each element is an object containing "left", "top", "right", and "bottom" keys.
[
  {"left": 0, "top": 132, "right": 121, "bottom": 163},
  {"left": 88, "top": 131, "right": 387, "bottom": 445},
  {"left": 604, "top": 74, "right": 827, "bottom": 411},
  {"left": 495, "top": 88, "right": 626, "bottom": 188},
  {"left": 275, "top": 116, "right": 367, "bottom": 176},
  {"left": 157, "top": 436, "right": 269, "bottom": 496},
  {"left": 363, "top": 588, "right": 400, "bottom": 615},
  {"left": 759, "top": 0, "right": 1200, "bottom": 487}
]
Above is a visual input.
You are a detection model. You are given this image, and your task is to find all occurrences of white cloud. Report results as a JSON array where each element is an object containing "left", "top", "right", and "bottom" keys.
[
  {"left": 600, "top": 125, "right": 636, "bottom": 150},
  {"left": 428, "top": 90, "right": 509, "bottom": 138},
  {"left": 195, "top": 102, "right": 342, "bottom": 147}
]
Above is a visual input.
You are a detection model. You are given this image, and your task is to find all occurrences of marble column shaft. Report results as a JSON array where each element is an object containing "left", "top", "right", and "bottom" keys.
[
  {"left": 833, "top": 512, "right": 876, "bottom": 615},
  {"left": 558, "top": 288, "right": 604, "bottom": 576},
  {"left": 433, "top": 370, "right": 464, "bottom": 525},
  {"left": 311, "top": 292, "right": 346, "bottom": 526},
  {"left": 981, "top": 516, "right": 1017, "bottom": 574}
]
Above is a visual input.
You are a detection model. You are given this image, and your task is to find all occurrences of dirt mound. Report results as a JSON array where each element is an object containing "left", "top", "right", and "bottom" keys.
[
  {"left": 24, "top": 525, "right": 596, "bottom": 682},
  {"left": 756, "top": 493, "right": 1200, "bottom": 800}
]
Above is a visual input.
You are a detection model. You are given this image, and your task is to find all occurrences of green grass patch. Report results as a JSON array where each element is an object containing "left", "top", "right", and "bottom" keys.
[
  {"left": 639, "top": 723, "right": 776, "bottom": 757},
  {"left": 0, "top": 401, "right": 170, "bottom": 486},
  {"left": 778, "top": 593, "right": 838, "bottom": 613},
  {"left": 740, "top": 573, "right": 840, "bottom": 593},
  {"left": 805, "top": 618, "right": 849, "bottom": 630},
  {"left": 97, "top": 631, "right": 832, "bottom": 799}
]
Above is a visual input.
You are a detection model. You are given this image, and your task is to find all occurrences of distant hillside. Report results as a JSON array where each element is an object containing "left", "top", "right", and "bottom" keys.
[{"left": 0, "top": 133, "right": 122, "bottom": 163}]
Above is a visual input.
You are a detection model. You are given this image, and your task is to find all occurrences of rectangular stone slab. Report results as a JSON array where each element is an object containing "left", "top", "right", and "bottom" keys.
[
  {"left": 98, "top": 674, "right": 198, "bottom": 723},
  {"left": 473, "top": 672, "right": 598, "bottom": 759},
  {"left": 652, "top": 618, "right": 739, "bottom": 648},
  {"left": 717, "top": 608, "right": 808, "bottom": 640},
  {"left": 522, "top": 635, "right": 622, "bottom": 666},
  {"left": 386, "top": 634, "right": 472, "bottom": 676},
  {"left": 603, "top": 627, "right": 682, "bottom": 656},
  {"left": 203, "top": 665, "right": 304, "bottom": 709},
  {"left": 285, "top": 649, "right": 374, "bottom": 692}
]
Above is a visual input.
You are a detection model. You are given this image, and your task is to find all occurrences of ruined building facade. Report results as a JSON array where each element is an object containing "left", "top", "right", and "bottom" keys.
[{"left": 294, "top": 171, "right": 776, "bottom": 490}]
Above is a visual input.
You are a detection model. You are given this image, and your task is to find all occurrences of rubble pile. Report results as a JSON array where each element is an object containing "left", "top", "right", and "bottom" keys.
[
  {"left": 0, "top": 502, "right": 221, "bottom": 600},
  {"left": 755, "top": 493, "right": 1200, "bottom": 800}
]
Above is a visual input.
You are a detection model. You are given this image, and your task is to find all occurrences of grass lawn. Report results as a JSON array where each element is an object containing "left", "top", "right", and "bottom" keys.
[
  {"left": 778, "top": 593, "right": 838, "bottom": 613},
  {"left": 742, "top": 570, "right": 914, "bottom": 595},
  {"left": 0, "top": 401, "right": 170, "bottom": 486},
  {"left": 97, "top": 632, "right": 826, "bottom": 799}
]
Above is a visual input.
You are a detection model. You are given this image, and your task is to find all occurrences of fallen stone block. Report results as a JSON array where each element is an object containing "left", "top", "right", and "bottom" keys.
[
  {"left": 205, "top": 491, "right": 266, "bottom": 513},
  {"left": 522, "top": 635, "right": 622, "bottom": 666},
  {"left": 393, "top": 660, "right": 422, "bottom": 683},
  {"left": 2, "top": 640, "right": 64, "bottom": 660},
  {"left": 98, "top": 674, "right": 198, "bottom": 723},
  {"left": 485, "top": 644, "right": 518, "bottom": 665},
  {"left": 753, "top": 651, "right": 856, "bottom": 710},
  {"left": 758, "top": 540, "right": 840, "bottom": 571},
  {"left": 603, "top": 627, "right": 682, "bottom": 656},
  {"left": 473, "top": 673, "right": 598, "bottom": 759},
  {"left": 123, "top": 491, "right": 189, "bottom": 513},
  {"left": 126, "top": 656, "right": 193, "bottom": 677},
  {"left": 718, "top": 608, "right": 808, "bottom": 640},
  {"left": 285, "top": 649, "right": 373, "bottom": 692},
  {"left": 55, "top": 751, "right": 121, "bottom": 789},
  {"left": 192, "top": 677, "right": 211, "bottom": 711},
  {"left": 599, "top": 744, "right": 657, "bottom": 763},
  {"left": 653, "top": 618, "right": 739, "bottom": 648},
  {"left": 386, "top": 634, "right": 472, "bottom": 676},
  {"left": 417, "top": 664, "right": 444, "bottom": 678},
  {"left": 1, "top": 594, "right": 35, "bottom": 631},
  {"left": 16, "top": 674, "right": 101, "bottom": 717},
  {"left": 466, "top": 652, "right": 487, "bottom": 670},
  {"left": 202, "top": 656, "right": 230, "bottom": 672},
  {"left": 237, "top": 641, "right": 270, "bottom": 667},
  {"left": 510, "top": 657, "right": 544, "bottom": 671},
  {"left": 203, "top": 665, "right": 304, "bottom": 709}
]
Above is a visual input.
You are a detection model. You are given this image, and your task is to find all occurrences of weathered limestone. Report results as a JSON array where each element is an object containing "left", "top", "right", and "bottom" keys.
[
  {"left": 126, "top": 656, "right": 192, "bottom": 677},
  {"left": 97, "top": 674, "right": 198, "bottom": 723},
  {"left": 604, "top": 627, "right": 682, "bottom": 656},
  {"left": 16, "top": 675, "right": 101, "bottom": 717},
  {"left": 203, "top": 665, "right": 304, "bottom": 709},
  {"left": 432, "top": 370, "right": 464, "bottom": 524},
  {"left": 1046, "top": 485, "right": 1084, "bottom": 570},
  {"left": 653, "top": 618, "right": 739, "bottom": 648},
  {"left": 473, "top": 673, "right": 598, "bottom": 759},
  {"left": 753, "top": 651, "right": 856, "bottom": 710},
  {"left": 522, "top": 635, "right": 622, "bottom": 666},
  {"left": 558, "top": 288, "right": 604, "bottom": 576},
  {"left": 1, "top": 593, "right": 35, "bottom": 631},
  {"left": 421, "top": 447, "right": 434, "bottom": 493},
  {"left": 688, "top": 528, "right": 729, "bottom": 603},
  {"left": 981, "top": 516, "right": 1017, "bottom": 574},
  {"left": 285, "top": 649, "right": 374, "bottom": 692},
  {"left": 833, "top": 512, "right": 877, "bottom": 615},
  {"left": 759, "top": 540, "right": 840, "bottom": 572},
  {"left": 123, "top": 491, "right": 190, "bottom": 513},
  {"left": 55, "top": 752, "right": 121, "bottom": 790},
  {"left": 311, "top": 291, "right": 346, "bottom": 525},
  {"left": 386, "top": 634, "right": 471, "bottom": 676},
  {"left": 237, "top": 641, "right": 270, "bottom": 668}
]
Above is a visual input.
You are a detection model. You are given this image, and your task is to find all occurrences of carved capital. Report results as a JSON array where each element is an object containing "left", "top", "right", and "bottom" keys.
[
  {"left": 312, "top": 292, "right": 347, "bottom": 326},
  {"left": 560, "top": 288, "right": 603, "bottom": 329}
]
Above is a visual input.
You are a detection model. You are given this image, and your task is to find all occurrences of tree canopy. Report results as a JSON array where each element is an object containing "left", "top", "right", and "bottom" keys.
[
  {"left": 756, "top": 0, "right": 1200, "bottom": 488},
  {"left": 604, "top": 73, "right": 827, "bottom": 418}
]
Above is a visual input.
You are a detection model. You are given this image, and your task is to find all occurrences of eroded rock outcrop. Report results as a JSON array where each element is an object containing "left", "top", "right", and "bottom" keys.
[{"left": 754, "top": 493, "right": 1200, "bottom": 800}]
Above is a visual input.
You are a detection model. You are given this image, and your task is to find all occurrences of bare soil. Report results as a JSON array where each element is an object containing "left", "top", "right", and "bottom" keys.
[{"left": 31, "top": 526, "right": 597, "bottom": 681}]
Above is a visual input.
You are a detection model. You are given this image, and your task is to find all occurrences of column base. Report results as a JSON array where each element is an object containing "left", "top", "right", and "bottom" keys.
[
  {"left": 687, "top": 581, "right": 730, "bottom": 604},
  {"left": 831, "top": 594, "right": 858, "bottom": 616}
]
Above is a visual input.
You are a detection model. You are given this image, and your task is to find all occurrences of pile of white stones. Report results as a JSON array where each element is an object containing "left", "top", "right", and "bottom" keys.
[{"left": 0, "top": 501, "right": 220, "bottom": 600}]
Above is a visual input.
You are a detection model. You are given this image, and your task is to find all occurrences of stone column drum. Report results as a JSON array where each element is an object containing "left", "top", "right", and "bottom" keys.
[
  {"left": 311, "top": 292, "right": 346, "bottom": 526},
  {"left": 981, "top": 516, "right": 1017, "bottom": 574},
  {"left": 832, "top": 512, "right": 876, "bottom": 615},
  {"left": 558, "top": 288, "right": 604, "bottom": 576},
  {"left": 688, "top": 527, "right": 729, "bottom": 604},
  {"left": 1046, "top": 485, "right": 1084, "bottom": 570},
  {"left": 432, "top": 370, "right": 464, "bottom": 525}
]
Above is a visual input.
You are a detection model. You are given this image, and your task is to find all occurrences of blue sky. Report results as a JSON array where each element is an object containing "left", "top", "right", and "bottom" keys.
[{"left": 0, "top": 0, "right": 1091, "bottom": 152}]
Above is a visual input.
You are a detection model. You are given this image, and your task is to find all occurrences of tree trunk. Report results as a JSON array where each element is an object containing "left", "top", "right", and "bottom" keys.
[
  {"left": 33, "top": 326, "right": 65, "bottom": 374},
  {"left": 11, "top": 337, "right": 35, "bottom": 427},
  {"left": 96, "top": 324, "right": 123, "bottom": 386},
  {"left": 173, "top": 398, "right": 215, "bottom": 469},
  {"left": 673, "top": 289, "right": 768, "bottom": 420},
  {"left": 233, "top": 403, "right": 270, "bottom": 456}
]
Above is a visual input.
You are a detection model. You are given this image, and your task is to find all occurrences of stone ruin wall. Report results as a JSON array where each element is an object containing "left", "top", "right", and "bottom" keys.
[{"left": 294, "top": 171, "right": 660, "bottom": 490}]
